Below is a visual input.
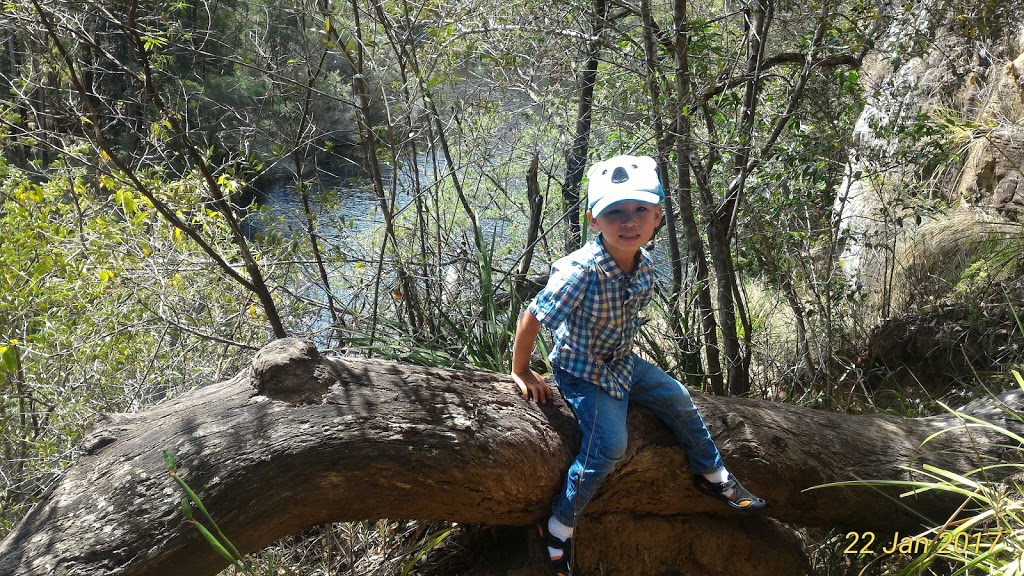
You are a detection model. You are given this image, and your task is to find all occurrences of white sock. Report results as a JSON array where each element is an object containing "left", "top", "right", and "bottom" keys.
[
  {"left": 703, "top": 467, "right": 734, "bottom": 497},
  {"left": 703, "top": 467, "right": 731, "bottom": 484},
  {"left": 547, "top": 516, "right": 573, "bottom": 558}
]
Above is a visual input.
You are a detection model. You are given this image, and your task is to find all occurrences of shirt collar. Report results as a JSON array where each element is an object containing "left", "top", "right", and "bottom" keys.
[{"left": 592, "top": 235, "right": 651, "bottom": 280}]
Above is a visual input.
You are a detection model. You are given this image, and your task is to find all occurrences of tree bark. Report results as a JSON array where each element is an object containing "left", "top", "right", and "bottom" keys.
[
  {"left": 561, "top": 0, "right": 608, "bottom": 253},
  {"left": 2, "top": 338, "right": 1023, "bottom": 576}
]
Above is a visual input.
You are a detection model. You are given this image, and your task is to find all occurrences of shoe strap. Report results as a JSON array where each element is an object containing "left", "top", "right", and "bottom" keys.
[
  {"left": 543, "top": 528, "right": 572, "bottom": 553},
  {"left": 696, "top": 473, "right": 731, "bottom": 493}
]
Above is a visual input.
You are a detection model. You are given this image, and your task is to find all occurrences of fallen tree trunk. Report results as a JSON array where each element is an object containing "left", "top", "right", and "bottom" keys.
[{"left": 1, "top": 338, "right": 1022, "bottom": 576}]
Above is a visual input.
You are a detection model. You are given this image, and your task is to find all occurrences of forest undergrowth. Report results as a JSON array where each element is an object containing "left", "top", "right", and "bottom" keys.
[
  {"left": 3, "top": 0, "right": 1024, "bottom": 571},
  {"left": 2, "top": 157, "right": 1024, "bottom": 574}
]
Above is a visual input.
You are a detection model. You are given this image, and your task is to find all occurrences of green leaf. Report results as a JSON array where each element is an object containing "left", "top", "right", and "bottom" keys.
[
  {"left": 181, "top": 498, "right": 194, "bottom": 520},
  {"left": 115, "top": 189, "right": 136, "bottom": 213},
  {"left": 401, "top": 527, "right": 454, "bottom": 576},
  {"left": 193, "top": 522, "right": 236, "bottom": 564},
  {"left": 0, "top": 345, "right": 17, "bottom": 373}
]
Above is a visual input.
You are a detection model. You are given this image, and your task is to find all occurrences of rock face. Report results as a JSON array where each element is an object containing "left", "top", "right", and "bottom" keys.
[
  {"left": 838, "top": 7, "right": 1024, "bottom": 311},
  {"left": 3, "top": 337, "right": 1024, "bottom": 576},
  {"left": 955, "top": 29, "right": 1024, "bottom": 216},
  {"left": 958, "top": 126, "right": 1024, "bottom": 219},
  {"left": 835, "top": 11, "right": 1024, "bottom": 393}
]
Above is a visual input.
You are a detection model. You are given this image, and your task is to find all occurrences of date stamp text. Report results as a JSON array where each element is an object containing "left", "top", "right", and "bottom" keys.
[{"left": 843, "top": 531, "right": 1004, "bottom": 555}]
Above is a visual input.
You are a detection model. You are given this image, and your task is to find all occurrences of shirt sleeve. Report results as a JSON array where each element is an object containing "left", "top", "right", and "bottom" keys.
[{"left": 527, "top": 261, "right": 590, "bottom": 331}]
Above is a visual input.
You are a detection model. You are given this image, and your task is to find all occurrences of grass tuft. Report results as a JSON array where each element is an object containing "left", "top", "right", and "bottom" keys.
[{"left": 809, "top": 370, "right": 1024, "bottom": 575}]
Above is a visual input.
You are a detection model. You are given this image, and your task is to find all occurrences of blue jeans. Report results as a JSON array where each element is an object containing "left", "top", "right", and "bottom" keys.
[{"left": 550, "top": 356, "right": 724, "bottom": 526}]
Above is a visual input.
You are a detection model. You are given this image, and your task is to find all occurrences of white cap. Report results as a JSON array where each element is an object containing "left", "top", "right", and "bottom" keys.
[{"left": 586, "top": 155, "right": 664, "bottom": 218}]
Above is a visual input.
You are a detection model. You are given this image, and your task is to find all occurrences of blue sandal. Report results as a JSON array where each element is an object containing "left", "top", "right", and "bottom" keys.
[
  {"left": 538, "top": 524, "right": 573, "bottom": 576},
  {"left": 693, "top": 473, "right": 767, "bottom": 514}
]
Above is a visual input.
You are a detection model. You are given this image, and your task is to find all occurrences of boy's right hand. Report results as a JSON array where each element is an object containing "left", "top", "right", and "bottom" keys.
[{"left": 512, "top": 369, "right": 551, "bottom": 404}]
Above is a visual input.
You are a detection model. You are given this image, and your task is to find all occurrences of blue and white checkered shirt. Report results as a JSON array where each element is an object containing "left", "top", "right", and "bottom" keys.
[{"left": 528, "top": 236, "right": 655, "bottom": 399}]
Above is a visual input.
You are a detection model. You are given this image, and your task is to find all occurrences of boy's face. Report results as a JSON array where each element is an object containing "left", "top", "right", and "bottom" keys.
[{"left": 587, "top": 200, "right": 663, "bottom": 259}]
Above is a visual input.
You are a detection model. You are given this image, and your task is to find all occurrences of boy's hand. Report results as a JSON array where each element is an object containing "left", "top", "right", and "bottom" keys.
[
  {"left": 512, "top": 369, "right": 551, "bottom": 404},
  {"left": 511, "top": 309, "right": 549, "bottom": 403}
]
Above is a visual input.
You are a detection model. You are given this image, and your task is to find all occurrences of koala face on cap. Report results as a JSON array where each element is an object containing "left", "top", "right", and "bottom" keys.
[{"left": 586, "top": 155, "right": 663, "bottom": 218}]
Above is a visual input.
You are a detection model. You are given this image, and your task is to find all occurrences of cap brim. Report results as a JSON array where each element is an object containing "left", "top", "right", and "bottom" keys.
[{"left": 590, "top": 190, "right": 662, "bottom": 218}]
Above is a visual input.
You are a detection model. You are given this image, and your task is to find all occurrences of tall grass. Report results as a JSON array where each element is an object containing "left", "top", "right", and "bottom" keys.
[
  {"left": 347, "top": 231, "right": 522, "bottom": 374},
  {"left": 888, "top": 372, "right": 1024, "bottom": 576},
  {"left": 165, "top": 449, "right": 253, "bottom": 573},
  {"left": 813, "top": 370, "right": 1024, "bottom": 576}
]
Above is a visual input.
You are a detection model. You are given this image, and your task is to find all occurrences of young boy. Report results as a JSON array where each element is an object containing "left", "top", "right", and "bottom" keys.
[{"left": 510, "top": 155, "right": 766, "bottom": 575}]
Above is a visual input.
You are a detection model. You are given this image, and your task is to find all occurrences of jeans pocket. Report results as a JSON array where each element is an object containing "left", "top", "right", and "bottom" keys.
[{"left": 552, "top": 366, "right": 588, "bottom": 417}]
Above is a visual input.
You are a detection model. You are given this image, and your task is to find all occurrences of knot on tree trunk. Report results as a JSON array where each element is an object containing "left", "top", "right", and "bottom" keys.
[{"left": 250, "top": 337, "right": 336, "bottom": 403}]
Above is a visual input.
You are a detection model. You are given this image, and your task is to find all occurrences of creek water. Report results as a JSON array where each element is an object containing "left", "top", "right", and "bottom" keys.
[
  {"left": 246, "top": 156, "right": 681, "bottom": 345},
  {"left": 243, "top": 157, "right": 524, "bottom": 342}
]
